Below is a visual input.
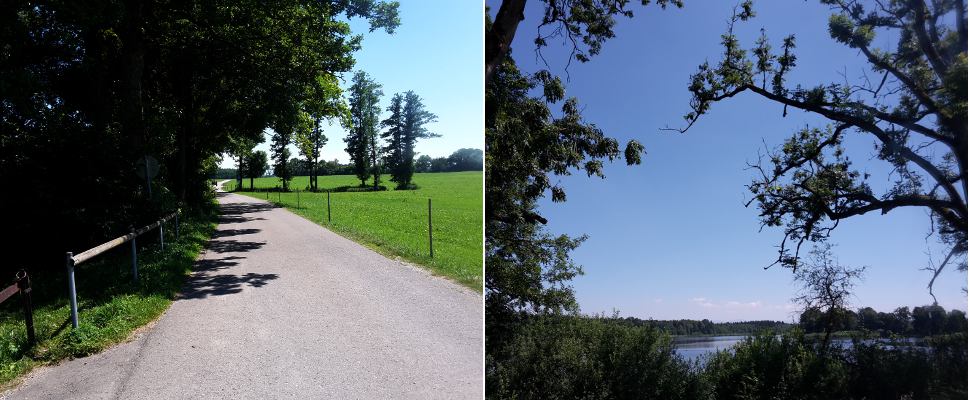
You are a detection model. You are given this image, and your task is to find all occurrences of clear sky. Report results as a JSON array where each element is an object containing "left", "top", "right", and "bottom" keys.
[
  {"left": 495, "top": 0, "right": 967, "bottom": 322},
  {"left": 222, "top": 0, "right": 484, "bottom": 167}
]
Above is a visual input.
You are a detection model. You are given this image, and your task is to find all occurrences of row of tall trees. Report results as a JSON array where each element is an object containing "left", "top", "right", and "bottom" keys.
[
  {"left": 0, "top": 1, "right": 399, "bottom": 275},
  {"left": 345, "top": 71, "right": 439, "bottom": 190},
  {"left": 216, "top": 147, "right": 482, "bottom": 190}
]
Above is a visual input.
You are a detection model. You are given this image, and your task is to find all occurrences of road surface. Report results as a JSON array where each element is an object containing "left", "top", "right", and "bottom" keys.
[{"left": 3, "top": 193, "right": 482, "bottom": 399}]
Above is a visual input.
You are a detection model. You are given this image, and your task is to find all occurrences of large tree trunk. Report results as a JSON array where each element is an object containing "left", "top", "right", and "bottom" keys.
[
  {"left": 485, "top": 0, "right": 527, "bottom": 84},
  {"left": 237, "top": 154, "right": 243, "bottom": 190},
  {"left": 822, "top": 308, "right": 836, "bottom": 352},
  {"left": 121, "top": 0, "right": 146, "bottom": 194},
  {"left": 177, "top": 126, "right": 186, "bottom": 201}
]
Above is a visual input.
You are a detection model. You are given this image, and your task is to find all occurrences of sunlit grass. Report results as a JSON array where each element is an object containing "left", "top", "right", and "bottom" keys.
[{"left": 233, "top": 172, "right": 483, "bottom": 290}]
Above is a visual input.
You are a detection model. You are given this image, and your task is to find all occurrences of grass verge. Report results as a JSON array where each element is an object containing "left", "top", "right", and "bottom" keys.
[
  {"left": 0, "top": 201, "right": 217, "bottom": 388},
  {"left": 232, "top": 172, "right": 483, "bottom": 291}
]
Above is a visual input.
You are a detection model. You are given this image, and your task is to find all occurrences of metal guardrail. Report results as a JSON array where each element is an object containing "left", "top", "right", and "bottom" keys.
[
  {"left": 64, "top": 210, "right": 180, "bottom": 329},
  {"left": 0, "top": 270, "right": 35, "bottom": 346}
]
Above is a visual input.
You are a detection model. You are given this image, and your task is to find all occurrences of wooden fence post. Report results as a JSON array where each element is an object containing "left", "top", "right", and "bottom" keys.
[{"left": 17, "top": 270, "right": 35, "bottom": 345}]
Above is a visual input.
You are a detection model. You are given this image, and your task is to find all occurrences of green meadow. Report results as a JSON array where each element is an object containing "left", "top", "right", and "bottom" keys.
[{"left": 229, "top": 172, "right": 483, "bottom": 290}]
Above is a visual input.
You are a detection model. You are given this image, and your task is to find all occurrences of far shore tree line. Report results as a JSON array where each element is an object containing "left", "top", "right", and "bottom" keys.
[
  {"left": 211, "top": 148, "right": 483, "bottom": 186},
  {"left": 799, "top": 304, "right": 968, "bottom": 338},
  {"left": 618, "top": 318, "right": 792, "bottom": 336},
  {"left": 605, "top": 304, "right": 968, "bottom": 338}
]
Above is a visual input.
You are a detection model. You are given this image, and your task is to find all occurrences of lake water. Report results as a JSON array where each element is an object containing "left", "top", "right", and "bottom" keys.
[
  {"left": 672, "top": 335, "right": 747, "bottom": 363},
  {"left": 672, "top": 335, "right": 925, "bottom": 363}
]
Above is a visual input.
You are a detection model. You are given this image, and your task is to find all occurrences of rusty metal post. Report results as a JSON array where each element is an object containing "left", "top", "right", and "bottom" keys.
[
  {"left": 130, "top": 228, "right": 138, "bottom": 283},
  {"left": 17, "top": 270, "right": 35, "bottom": 345},
  {"left": 428, "top": 198, "right": 433, "bottom": 258},
  {"left": 65, "top": 253, "right": 79, "bottom": 329}
]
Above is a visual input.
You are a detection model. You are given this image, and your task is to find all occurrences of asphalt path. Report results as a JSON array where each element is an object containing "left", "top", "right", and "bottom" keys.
[{"left": 3, "top": 192, "right": 483, "bottom": 399}]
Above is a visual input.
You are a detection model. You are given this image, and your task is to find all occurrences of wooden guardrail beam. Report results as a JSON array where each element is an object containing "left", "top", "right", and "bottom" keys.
[{"left": 71, "top": 211, "right": 178, "bottom": 265}]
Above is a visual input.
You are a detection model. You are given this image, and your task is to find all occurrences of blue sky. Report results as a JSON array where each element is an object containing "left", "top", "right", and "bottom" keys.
[
  {"left": 495, "top": 0, "right": 967, "bottom": 321},
  {"left": 222, "top": 0, "right": 483, "bottom": 167}
]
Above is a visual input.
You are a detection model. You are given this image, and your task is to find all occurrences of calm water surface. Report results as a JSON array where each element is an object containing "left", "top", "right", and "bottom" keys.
[
  {"left": 672, "top": 335, "right": 924, "bottom": 363},
  {"left": 672, "top": 336, "right": 747, "bottom": 363}
]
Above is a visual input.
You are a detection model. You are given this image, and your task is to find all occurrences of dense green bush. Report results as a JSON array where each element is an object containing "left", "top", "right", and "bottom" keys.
[
  {"left": 703, "top": 329, "right": 856, "bottom": 400},
  {"left": 487, "top": 314, "right": 705, "bottom": 399},
  {"left": 488, "top": 317, "right": 967, "bottom": 400}
]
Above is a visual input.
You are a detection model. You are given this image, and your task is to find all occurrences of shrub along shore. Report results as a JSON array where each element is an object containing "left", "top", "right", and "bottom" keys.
[{"left": 487, "top": 314, "right": 967, "bottom": 399}]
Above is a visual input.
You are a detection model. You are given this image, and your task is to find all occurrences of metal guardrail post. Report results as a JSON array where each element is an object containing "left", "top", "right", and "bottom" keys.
[
  {"left": 130, "top": 228, "right": 138, "bottom": 283},
  {"left": 65, "top": 252, "right": 79, "bottom": 329},
  {"left": 17, "top": 270, "right": 36, "bottom": 345}
]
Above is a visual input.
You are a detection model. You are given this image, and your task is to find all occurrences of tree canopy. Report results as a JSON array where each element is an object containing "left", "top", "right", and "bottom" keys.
[
  {"left": 485, "top": 0, "right": 683, "bottom": 83},
  {"left": 677, "top": 0, "right": 967, "bottom": 297},
  {"left": 381, "top": 91, "right": 439, "bottom": 188},
  {"left": 344, "top": 70, "right": 384, "bottom": 187},
  {"left": 0, "top": 0, "right": 399, "bottom": 274}
]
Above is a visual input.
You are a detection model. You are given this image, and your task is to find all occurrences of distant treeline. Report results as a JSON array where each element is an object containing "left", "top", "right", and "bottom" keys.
[
  {"left": 799, "top": 304, "right": 967, "bottom": 337},
  {"left": 213, "top": 148, "right": 482, "bottom": 179},
  {"left": 618, "top": 317, "right": 793, "bottom": 336}
]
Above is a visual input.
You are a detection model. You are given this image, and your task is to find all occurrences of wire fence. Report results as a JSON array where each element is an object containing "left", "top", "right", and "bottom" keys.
[{"left": 222, "top": 182, "right": 438, "bottom": 259}]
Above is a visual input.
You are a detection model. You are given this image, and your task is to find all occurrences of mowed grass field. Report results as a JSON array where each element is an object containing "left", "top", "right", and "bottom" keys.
[{"left": 228, "top": 172, "right": 483, "bottom": 290}]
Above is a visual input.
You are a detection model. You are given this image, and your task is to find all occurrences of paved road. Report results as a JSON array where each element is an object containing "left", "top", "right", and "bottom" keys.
[
  {"left": 214, "top": 179, "right": 230, "bottom": 192},
  {"left": 3, "top": 193, "right": 482, "bottom": 399}
]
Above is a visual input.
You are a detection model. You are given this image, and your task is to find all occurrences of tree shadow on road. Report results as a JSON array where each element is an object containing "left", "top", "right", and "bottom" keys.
[
  {"left": 180, "top": 254, "right": 278, "bottom": 299},
  {"left": 211, "top": 228, "right": 261, "bottom": 239},
  {"left": 194, "top": 255, "right": 245, "bottom": 272},
  {"left": 177, "top": 195, "right": 279, "bottom": 299},
  {"left": 178, "top": 271, "right": 279, "bottom": 299},
  {"left": 216, "top": 201, "right": 274, "bottom": 224},
  {"left": 206, "top": 239, "right": 266, "bottom": 253}
]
